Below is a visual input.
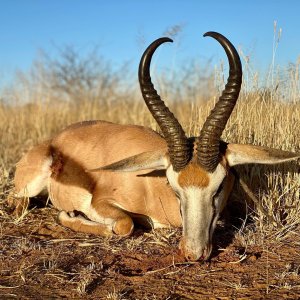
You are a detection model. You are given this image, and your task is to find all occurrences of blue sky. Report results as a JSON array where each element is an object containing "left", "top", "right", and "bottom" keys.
[{"left": 0, "top": 1, "right": 300, "bottom": 86}]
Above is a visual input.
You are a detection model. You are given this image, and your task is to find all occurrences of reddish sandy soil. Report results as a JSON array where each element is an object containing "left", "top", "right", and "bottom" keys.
[{"left": 1, "top": 198, "right": 300, "bottom": 300}]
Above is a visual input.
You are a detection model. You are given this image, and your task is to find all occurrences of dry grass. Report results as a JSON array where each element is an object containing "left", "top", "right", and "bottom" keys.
[
  {"left": 1, "top": 79, "right": 299, "bottom": 233},
  {"left": 0, "top": 46, "right": 299, "bottom": 298}
]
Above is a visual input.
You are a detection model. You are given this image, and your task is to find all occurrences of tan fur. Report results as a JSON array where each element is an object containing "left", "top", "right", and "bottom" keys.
[
  {"left": 15, "top": 121, "right": 183, "bottom": 234},
  {"left": 14, "top": 119, "right": 297, "bottom": 261},
  {"left": 178, "top": 163, "right": 210, "bottom": 188}
]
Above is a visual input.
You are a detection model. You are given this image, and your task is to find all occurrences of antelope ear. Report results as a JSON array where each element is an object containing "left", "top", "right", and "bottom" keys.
[
  {"left": 87, "top": 150, "right": 170, "bottom": 172},
  {"left": 226, "top": 144, "right": 300, "bottom": 167}
]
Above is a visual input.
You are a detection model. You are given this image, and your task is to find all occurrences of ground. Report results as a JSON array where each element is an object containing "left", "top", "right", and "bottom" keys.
[{"left": 0, "top": 195, "right": 299, "bottom": 300}]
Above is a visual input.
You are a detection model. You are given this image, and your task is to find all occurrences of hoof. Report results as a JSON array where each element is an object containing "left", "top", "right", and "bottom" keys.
[
  {"left": 57, "top": 210, "right": 69, "bottom": 224},
  {"left": 113, "top": 217, "right": 134, "bottom": 236}
]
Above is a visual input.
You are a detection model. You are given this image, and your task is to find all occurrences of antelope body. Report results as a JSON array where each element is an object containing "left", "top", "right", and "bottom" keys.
[{"left": 14, "top": 32, "right": 299, "bottom": 261}]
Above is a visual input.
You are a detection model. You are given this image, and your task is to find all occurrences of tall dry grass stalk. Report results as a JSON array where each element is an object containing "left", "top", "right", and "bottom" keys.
[{"left": 0, "top": 47, "right": 299, "bottom": 244}]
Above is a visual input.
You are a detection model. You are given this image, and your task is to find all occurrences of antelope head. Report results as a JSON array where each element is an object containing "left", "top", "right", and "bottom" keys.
[{"left": 93, "top": 32, "right": 299, "bottom": 261}]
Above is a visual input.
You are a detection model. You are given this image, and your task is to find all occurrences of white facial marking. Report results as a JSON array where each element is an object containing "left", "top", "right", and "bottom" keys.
[
  {"left": 166, "top": 164, "right": 180, "bottom": 189},
  {"left": 207, "top": 163, "right": 227, "bottom": 192},
  {"left": 167, "top": 162, "right": 228, "bottom": 260}
]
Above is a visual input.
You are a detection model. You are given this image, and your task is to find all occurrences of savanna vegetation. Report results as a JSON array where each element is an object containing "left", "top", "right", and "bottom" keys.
[{"left": 0, "top": 31, "right": 299, "bottom": 298}]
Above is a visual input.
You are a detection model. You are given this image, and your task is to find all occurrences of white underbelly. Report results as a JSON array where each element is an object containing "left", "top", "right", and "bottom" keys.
[{"left": 48, "top": 179, "right": 92, "bottom": 212}]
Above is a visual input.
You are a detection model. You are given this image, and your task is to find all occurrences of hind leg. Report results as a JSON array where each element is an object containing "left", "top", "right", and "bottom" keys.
[
  {"left": 57, "top": 211, "right": 113, "bottom": 236},
  {"left": 58, "top": 201, "right": 134, "bottom": 237},
  {"left": 14, "top": 141, "right": 52, "bottom": 198},
  {"left": 12, "top": 141, "right": 52, "bottom": 217},
  {"left": 87, "top": 201, "right": 134, "bottom": 236}
]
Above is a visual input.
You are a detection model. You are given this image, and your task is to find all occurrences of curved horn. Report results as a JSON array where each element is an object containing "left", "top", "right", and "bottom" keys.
[
  {"left": 197, "top": 32, "right": 242, "bottom": 172},
  {"left": 139, "top": 37, "right": 192, "bottom": 172}
]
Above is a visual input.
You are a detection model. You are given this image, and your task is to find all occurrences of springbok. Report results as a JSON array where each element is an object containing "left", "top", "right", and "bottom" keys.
[{"left": 14, "top": 32, "right": 299, "bottom": 261}]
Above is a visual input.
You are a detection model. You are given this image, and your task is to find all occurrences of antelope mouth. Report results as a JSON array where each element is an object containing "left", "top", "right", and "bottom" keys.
[
  {"left": 179, "top": 237, "right": 212, "bottom": 261},
  {"left": 139, "top": 32, "right": 242, "bottom": 262}
]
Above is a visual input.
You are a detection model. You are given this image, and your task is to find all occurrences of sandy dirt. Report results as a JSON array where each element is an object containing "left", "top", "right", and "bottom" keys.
[{"left": 0, "top": 197, "right": 300, "bottom": 300}]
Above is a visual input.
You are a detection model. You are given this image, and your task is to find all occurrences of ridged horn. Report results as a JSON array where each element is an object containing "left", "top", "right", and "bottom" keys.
[
  {"left": 139, "top": 37, "right": 192, "bottom": 172},
  {"left": 197, "top": 32, "right": 242, "bottom": 172}
]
